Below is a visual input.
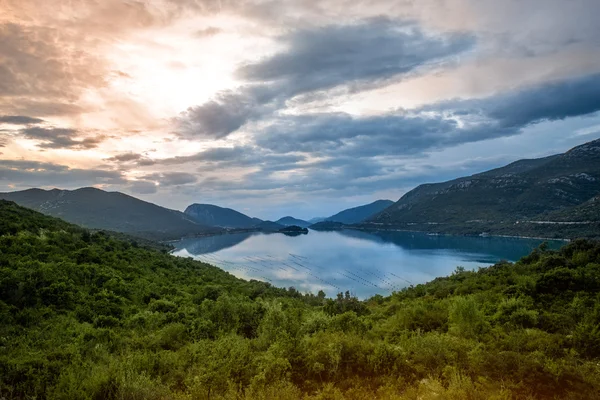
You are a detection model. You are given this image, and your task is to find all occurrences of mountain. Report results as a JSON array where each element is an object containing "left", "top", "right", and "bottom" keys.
[
  {"left": 254, "top": 220, "right": 285, "bottom": 232},
  {"left": 325, "top": 199, "right": 394, "bottom": 224},
  {"left": 0, "top": 187, "right": 217, "bottom": 240},
  {"left": 543, "top": 195, "right": 600, "bottom": 222},
  {"left": 184, "top": 203, "right": 261, "bottom": 228},
  {"left": 368, "top": 138, "right": 600, "bottom": 238},
  {"left": 309, "top": 221, "right": 347, "bottom": 230},
  {"left": 308, "top": 217, "right": 326, "bottom": 224},
  {"left": 275, "top": 216, "right": 311, "bottom": 228},
  {"left": 184, "top": 204, "right": 288, "bottom": 231}
]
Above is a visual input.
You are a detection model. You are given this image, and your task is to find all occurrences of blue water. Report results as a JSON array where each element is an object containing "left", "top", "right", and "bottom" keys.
[{"left": 171, "top": 229, "right": 564, "bottom": 299}]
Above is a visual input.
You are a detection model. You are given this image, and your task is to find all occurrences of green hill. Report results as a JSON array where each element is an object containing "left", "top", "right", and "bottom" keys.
[
  {"left": 369, "top": 138, "right": 600, "bottom": 238},
  {"left": 0, "top": 187, "right": 219, "bottom": 240},
  {"left": 1, "top": 200, "right": 599, "bottom": 399}
]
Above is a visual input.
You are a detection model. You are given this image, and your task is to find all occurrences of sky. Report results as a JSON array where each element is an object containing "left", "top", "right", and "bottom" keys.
[{"left": 1, "top": 0, "right": 600, "bottom": 220}]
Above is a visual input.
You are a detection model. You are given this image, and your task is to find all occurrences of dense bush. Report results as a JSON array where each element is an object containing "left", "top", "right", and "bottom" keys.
[{"left": 1, "top": 201, "right": 599, "bottom": 399}]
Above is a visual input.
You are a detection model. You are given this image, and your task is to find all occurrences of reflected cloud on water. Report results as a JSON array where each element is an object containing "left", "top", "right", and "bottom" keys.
[{"left": 172, "top": 229, "right": 563, "bottom": 299}]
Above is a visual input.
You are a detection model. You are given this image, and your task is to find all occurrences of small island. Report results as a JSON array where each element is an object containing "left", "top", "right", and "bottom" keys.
[{"left": 278, "top": 225, "right": 309, "bottom": 236}]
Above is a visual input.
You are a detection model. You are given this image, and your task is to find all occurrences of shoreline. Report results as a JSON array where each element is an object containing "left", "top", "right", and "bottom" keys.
[
  {"left": 330, "top": 225, "right": 573, "bottom": 242},
  {"left": 171, "top": 224, "right": 573, "bottom": 243}
]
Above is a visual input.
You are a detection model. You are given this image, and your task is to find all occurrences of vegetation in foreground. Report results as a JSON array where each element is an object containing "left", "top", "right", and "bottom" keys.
[{"left": 1, "top": 200, "right": 599, "bottom": 399}]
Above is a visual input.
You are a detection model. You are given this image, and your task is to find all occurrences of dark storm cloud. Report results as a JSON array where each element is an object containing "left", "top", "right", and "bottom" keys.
[
  {"left": 19, "top": 127, "right": 105, "bottom": 150},
  {"left": 141, "top": 172, "right": 198, "bottom": 186},
  {"left": 177, "top": 18, "right": 474, "bottom": 139},
  {"left": 0, "top": 160, "right": 126, "bottom": 187},
  {"left": 0, "top": 115, "right": 44, "bottom": 125}
]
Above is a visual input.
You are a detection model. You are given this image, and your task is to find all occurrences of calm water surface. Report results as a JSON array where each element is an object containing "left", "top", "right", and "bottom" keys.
[{"left": 171, "top": 229, "right": 564, "bottom": 299}]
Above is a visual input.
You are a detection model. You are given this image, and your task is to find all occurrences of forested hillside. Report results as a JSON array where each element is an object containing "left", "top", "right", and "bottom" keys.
[{"left": 1, "top": 200, "right": 600, "bottom": 399}]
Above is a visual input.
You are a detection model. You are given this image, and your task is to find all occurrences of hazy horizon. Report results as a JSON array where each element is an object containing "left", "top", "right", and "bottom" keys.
[{"left": 2, "top": 0, "right": 600, "bottom": 220}]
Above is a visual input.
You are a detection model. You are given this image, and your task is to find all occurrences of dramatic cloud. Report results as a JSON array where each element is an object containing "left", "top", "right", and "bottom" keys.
[
  {"left": 0, "top": 115, "right": 44, "bottom": 124},
  {"left": 255, "top": 113, "right": 456, "bottom": 156},
  {"left": 256, "top": 73, "right": 600, "bottom": 157},
  {"left": 177, "top": 89, "right": 269, "bottom": 139},
  {"left": 2, "top": 0, "right": 600, "bottom": 217},
  {"left": 177, "top": 18, "right": 474, "bottom": 139},
  {"left": 19, "top": 127, "right": 105, "bottom": 150},
  {"left": 238, "top": 18, "right": 473, "bottom": 89},
  {"left": 463, "top": 73, "right": 600, "bottom": 128},
  {"left": 0, "top": 23, "right": 105, "bottom": 105}
]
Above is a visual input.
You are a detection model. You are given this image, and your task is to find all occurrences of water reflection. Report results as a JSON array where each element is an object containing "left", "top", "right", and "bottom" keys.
[
  {"left": 175, "top": 232, "right": 257, "bottom": 254},
  {"left": 172, "top": 229, "right": 563, "bottom": 299},
  {"left": 337, "top": 229, "right": 557, "bottom": 261}
]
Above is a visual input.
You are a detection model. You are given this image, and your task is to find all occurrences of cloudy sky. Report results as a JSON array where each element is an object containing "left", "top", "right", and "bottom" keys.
[{"left": 1, "top": 0, "right": 600, "bottom": 220}]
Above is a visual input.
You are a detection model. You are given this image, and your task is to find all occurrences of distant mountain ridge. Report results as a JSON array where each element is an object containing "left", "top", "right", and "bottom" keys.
[
  {"left": 275, "top": 216, "right": 311, "bottom": 228},
  {"left": 309, "top": 221, "right": 347, "bottom": 231},
  {"left": 184, "top": 203, "right": 259, "bottom": 228},
  {"left": 367, "top": 138, "right": 600, "bottom": 238},
  {"left": 184, "top": 203, "right": 286, "bottom": 231},
  {"left": 0, "top": 187, "right": 218, "bottom": 240},
  {"left": 325, "top": 199, "right": 394, "bottom": 224},
  {"left": 254, "top": 220, "right": 285, "bottom": 231}
]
